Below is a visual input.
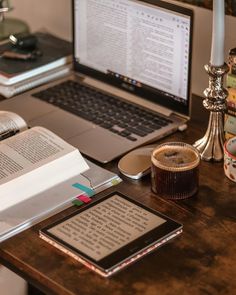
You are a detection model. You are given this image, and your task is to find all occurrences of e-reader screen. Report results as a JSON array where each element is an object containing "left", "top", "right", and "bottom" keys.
[{"left": 47, "top": 194, "right": 166, "bottom": 261}]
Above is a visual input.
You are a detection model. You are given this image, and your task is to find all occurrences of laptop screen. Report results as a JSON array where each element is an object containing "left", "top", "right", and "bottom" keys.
[{"left": 73, "top": 0, "right": 193, "bottom": 117}]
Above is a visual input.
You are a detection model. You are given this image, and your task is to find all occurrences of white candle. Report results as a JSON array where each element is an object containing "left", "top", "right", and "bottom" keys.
[{"left": 210, "top": 0, "right": 225, "bottom": 66}]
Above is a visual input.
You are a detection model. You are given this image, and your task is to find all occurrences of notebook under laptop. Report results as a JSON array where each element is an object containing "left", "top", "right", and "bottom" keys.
[{"left": 0, "top": 0, "right": 193, "bottom": 163}]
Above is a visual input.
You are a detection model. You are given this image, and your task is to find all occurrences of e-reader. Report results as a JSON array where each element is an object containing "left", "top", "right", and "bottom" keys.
[{"left": 39, "top": 192, "right": 182, "bottom": 277}]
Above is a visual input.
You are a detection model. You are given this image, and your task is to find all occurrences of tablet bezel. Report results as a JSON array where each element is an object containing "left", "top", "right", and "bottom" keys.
[{"left": 40, "top": 191, "right": 182, "bottom": 272}]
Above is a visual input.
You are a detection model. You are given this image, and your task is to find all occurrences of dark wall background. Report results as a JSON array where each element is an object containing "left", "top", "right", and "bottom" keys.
[{"left": 177, "top": 0, "right": 236, "bottom": 16}]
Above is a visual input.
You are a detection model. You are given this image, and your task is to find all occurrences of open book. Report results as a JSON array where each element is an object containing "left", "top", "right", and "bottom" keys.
[
  {"left": 0, "top": 111, "right": 89, "bottom": 212},
  {"left": 0, "top": 111, "right": 122, "bottom": 242}
]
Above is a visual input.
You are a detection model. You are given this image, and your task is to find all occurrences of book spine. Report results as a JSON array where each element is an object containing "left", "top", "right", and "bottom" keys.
[
  {"left": 228, "top": 87, "right": 236, "bottom": 101},
  {"left": 226, "top": 88, "right": 236, "bottom": 115},
  {"left": 225, "top": 50, "right": 236, "bottom": 139},
  {"left": 225, "top": 132, "right": 235, "bottom": 140},
  {"left": 225, "top": 113, "right": 236, "bottom": 134},
  {"left": 0, "top": 65, "right": 71, "bottom": 98},
  {"left": 227, "top": 107, "right": 236, "bottom": 117},
  {"left": 228, "top": 47, "right": 236, "bottom": 75},
  {"left": 12, "top": 66, "right": 70, "bottom": 96},
  {"left": 226, "top": 73, "right": 236, "bottom": 89},
  {"left": 225, "top": 88, "right": 236, "bottom": 137}
]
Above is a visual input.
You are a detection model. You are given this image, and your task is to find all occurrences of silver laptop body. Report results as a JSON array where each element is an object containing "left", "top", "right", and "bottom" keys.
[{"left": 0, "top": 0, "right": 193, "bottom": 163}]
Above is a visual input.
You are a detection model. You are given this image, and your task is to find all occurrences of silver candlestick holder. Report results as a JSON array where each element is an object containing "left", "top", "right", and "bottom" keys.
[{"left": 193, "top": 62, "right": 229, "bottom": 161}]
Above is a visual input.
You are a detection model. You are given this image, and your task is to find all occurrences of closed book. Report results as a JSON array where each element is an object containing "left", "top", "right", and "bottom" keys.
[
  {"left": 225, "top": 132, "right": 235, "bottom": 140},
  {"left": 226, "top": 73, "right": 236, "bottom": 88},
  {"left": 226, "top": 88, "right": 236, "bottom": 116},
  {"left": 0, "top": 64, "right": 71, "bottom": 98},
  {"left": 224, "top": 114, "right": 236, "bottom": 135},
  {"left": 225, "top": 88, "right": 236, "bottom": 137},
  {"left": 227, "top": 106, "right": 236, "bottom": 117},
  {"left": 228, "top": 87, "right": 236, "bottom": 102},
  {"left": 0, "top": 32, "right": 72, "bottom": 86}
]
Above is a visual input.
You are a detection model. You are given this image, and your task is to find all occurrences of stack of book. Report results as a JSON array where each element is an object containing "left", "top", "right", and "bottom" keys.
[
  {"left": 225, "top": 48, "right": 236, "bottom": 139},
  {"left": 0, "top": 32, "right": 72, "bottom": 98}
]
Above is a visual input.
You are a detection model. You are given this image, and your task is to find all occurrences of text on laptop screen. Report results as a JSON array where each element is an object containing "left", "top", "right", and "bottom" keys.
[{"left": 74, "top": 0, "right": 192, "bottom": 112}]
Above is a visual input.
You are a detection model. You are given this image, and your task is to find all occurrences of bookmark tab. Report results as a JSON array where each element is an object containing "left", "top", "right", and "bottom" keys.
[
  {"left": 77, "top": 195, "right": 92, "bottom": 204},
  {"left": 72, "top": 183, "right": 94, "bottom": 207},
  {"left": 72, "top": 199, "right": 84, "bottom": 207},
  {"left": 72, "top": 183, "right": 95, "bottom": 197},
  {"left": 111, "top": 179, "right": 121, "bottom": 186},
  {"left": 72, "top": 195, "right": 92, "bottom": 207}
]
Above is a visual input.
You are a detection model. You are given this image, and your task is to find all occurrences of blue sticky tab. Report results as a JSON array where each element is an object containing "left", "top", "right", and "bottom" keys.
[{"left": 72, "top": 183, "right": 94, "bottom": 197}]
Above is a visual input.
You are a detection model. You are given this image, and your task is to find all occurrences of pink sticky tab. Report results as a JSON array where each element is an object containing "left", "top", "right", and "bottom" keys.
[
  {"left": 76, "top": 194, "right": 87, "bottom": 200},
  {"left": 78, "top": 195, "right": 92, "bottom": 204}
]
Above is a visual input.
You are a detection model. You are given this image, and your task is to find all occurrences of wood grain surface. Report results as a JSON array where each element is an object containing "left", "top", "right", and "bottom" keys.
[{"left": 0, "top": 95, "right": 235, "bottom": 295}]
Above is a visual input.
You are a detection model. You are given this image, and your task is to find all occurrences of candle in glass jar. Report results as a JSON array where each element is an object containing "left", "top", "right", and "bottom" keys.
[{"left": 210, "top": 0, "right": 225, "bottom": 66}]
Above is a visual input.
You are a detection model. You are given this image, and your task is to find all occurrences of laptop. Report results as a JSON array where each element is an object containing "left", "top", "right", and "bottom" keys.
[{"left": 0, "top": 0, "right": 193, "bottom": 163}]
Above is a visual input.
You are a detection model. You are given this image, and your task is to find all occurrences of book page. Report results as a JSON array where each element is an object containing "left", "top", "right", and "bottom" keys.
[
  {"left": 0, "top": 160, "right": 120, "bottom": 241},
  {"left": 0, "top": 111, "right": 28, "bottom": 141},
  {"left": 48, "top": 194, "right": 166, "bottom": 261},
  {"left": 0, "top": 126, "right": 89, "bottom": 212},
  {"left": 0, "top": 126, "right": 87, "bottom": 185}
]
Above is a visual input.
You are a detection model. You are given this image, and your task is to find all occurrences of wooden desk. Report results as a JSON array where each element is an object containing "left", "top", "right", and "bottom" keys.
[{"left": 0, "top": 95, "right": 235, "bottom": 295}]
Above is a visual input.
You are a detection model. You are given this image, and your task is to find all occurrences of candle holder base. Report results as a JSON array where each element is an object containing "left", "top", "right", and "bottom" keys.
[{"left": 193, "top": 111, "right": 225, "bottom": 161}]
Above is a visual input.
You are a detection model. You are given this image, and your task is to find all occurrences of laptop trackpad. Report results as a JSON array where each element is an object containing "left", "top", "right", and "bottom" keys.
[
  {"left": 69, "top": 128, "right": 129, "bottom": 163},
  {"left": 29, "top": 110, "right": 93, "bottom": 139}
]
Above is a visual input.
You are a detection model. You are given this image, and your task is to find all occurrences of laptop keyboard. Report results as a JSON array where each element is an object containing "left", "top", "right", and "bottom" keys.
[{"left": 33, "top": 80, "right": 172, "bottom": 141}]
